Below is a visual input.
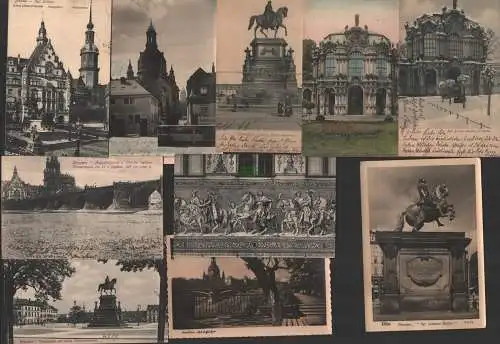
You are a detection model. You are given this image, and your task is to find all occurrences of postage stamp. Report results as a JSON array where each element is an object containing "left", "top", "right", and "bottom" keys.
[
  {"left": 169, "top": 153, "right": 336, "bottom": 257},
  {"left": 360, "top": 158, "right": 486, "bottom": 331},
  {"left": 1, "top": 156, "right": 163, "bottom": 260}
]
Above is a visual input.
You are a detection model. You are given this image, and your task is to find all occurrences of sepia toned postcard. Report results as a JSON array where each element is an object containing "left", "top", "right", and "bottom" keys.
[
  {"left": 108, "top": 0, "right": 216, "bottom": 156},
  {"left": 1, "top": 156, "right": 164, "bottom": 260},
  {"left": 398, "top": 0, "right": 500, "bottom": 157},
  {"left": 2, "top": 258, "right": 167, "bottom": 344},
  {"left": 215, "top": 0, "right": 303, "bottom": 152},
  {"left": 5, "top": 0, "right": 111, "bottom": 157},
  {"left": 170, "top": 153, "right": 336, "bottom": 257},
  {"left": 166, "top": 246, "right": 332, "bottom": 338},
  {"left": 301, "top": 0, "right": 399, "bottom": 157},
  {"left": 360, "top": 158, "right": 486, "bottom": 332}
]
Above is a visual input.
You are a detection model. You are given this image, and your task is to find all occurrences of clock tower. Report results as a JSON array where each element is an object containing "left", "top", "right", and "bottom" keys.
[{"left": 79, "top": 0, "right": 100, "bottom": 89}]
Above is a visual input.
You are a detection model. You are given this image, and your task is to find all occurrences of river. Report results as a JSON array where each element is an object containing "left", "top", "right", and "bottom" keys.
[{"left": 2, "top": 211, "right": 163, "bottom": 260}]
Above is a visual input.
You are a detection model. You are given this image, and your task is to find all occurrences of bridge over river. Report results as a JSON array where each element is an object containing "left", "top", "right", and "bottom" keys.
[{"left": 2, "top": 178, "right": 162, "bottom": 211}]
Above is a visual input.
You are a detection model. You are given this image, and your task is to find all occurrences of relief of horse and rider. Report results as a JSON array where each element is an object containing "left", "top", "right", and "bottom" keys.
[
  {"left": 248, "top": 0, "right": 289, "bottom": 38},
  {"left": 394, "top": 178, "right": 456, "bottom": 232},
  {"left": 174, "top": 189, "right": 336, "bottom": 236}
]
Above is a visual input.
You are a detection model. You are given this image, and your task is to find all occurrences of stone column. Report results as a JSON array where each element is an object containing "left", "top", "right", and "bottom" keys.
[
  {"left": 379, "top": 243, "right": 400, "bottom": 313},
  {"left": 451, "top": 243, "right": 469, "bottom": 312}
]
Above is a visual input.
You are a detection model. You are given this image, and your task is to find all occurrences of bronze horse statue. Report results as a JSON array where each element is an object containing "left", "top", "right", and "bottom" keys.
[
  {"left": 395, "top": 184, "right": 455, "bottom": 232},
  {"left": 248, "top": 7, "right": 289, "bottom": 39},
  {"left": 97, "top": 277, "right": 117, "bottom": 295}
]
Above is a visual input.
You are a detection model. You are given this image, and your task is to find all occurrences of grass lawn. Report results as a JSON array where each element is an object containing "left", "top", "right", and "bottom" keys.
[{"left": 302, "top": 120, "right": 398, "bottom": 156}]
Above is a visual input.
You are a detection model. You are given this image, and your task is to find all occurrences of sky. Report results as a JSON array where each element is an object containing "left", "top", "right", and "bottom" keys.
[
  {"left": 111, "top": 0, "right": 216, "bottom": 91},
  {"left": 365, "top": 162, "right": 479, "bottom": 254},
  {"left": 8, "top": 0, "right": 111, "bottom": 85},
  {"left": 400, "top": 0, "right": 500, "bottom": 55},
  {"left": 2, "top": 157, "right": 162, "bottom": 187},
  {"left": 15, "top": 260, "right": 160, "bottom": 314},
  {"left": 304, "top": 0, "right": 399, "bottom": 44},
  {"left": 169, "top": 256, "right": 291, "bottom": 282},
  {"left": 217, "top": 0, "right": 304, "bottom": 84}
]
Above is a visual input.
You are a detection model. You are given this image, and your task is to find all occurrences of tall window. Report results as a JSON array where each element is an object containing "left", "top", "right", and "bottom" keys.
[
  {"left": 237, "top": 154, "right": 274, "bottom": 177},
  {"left": 325, "top": 54, "right": 336, "bottom": 77},
  {"left": 424, "top": 34, "right": 437, "bottom": 57},
  {"left": 376, "top": 57, "right": 387, "bottom": 77},
  {"left": 348, "top": 51, "right": 364, "bottom": 77},
  {"left": 449, "top": 34, "right": 462, "bottom": 58}
]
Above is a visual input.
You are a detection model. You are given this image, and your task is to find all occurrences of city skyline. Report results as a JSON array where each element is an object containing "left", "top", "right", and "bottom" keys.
[
  {"left": 216, "top": 0, "right": 304, "bottom": 85},
  {"left": 7, "top": 0, "right": 111, "bottom": 85},
  {"left": 15, "top": 260, "right": 160, "bottom": 314},
  {"left": 1, "top": 157, "right": 163, "bottom": 188},
  {"left": 365, "top": 164, "right": 478, "bottom": 254},
  {"left": 304, "top": 0, "right": 399, "bottom": 43},
  {"left": 111, "top": 0, "right": 215, "bottom": 91},
  {"left": 169, "top": 257, "right": 291, "bottom": 281}
]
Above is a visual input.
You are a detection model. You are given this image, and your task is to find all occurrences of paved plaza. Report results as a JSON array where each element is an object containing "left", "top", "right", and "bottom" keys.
[
  {"left": 400, "top": 95, "right": 500, "bottom": 131},
  {"left": 217, "top": 108, "right": 302, "bottom": 131}
]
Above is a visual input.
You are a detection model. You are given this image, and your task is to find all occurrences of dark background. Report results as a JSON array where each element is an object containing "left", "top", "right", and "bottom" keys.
[{"left": 168, "top": 157, "right": 500, "bottom": 344}]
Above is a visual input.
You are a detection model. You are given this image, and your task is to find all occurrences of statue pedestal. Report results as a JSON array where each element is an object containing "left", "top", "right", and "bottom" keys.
[
  {"left": 242, "top": 38, "right": 298, "bottom": 106},
  {"left": 88, "top": 294, "right": 125, "bottom": 328},
  {"left": 374, "top": 232, "right": 471, "bottom": 314}
]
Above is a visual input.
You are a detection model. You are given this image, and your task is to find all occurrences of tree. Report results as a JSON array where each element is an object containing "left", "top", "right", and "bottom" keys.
[
  {"left": 484, "top": 28, "right": 499, "bottom": 61},
  {"left": 98, "top": 259, "right": 167, "bottom": 344},
  {"left": 302, "top": 39, "right": 317, "bottom": 81},
  {"left": 1, "top": 260, "right": 75, "bottom": 344},
  {"left": 481, "top": 65, "right": 496, "bottom": 116}
]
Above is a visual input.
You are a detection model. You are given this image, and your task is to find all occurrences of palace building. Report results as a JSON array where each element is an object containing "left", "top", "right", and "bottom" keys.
[
  {"left": 304, "top": 14, "right": 396, "bottom": 119},
  {"left": 110, "top": 20, "right": 179, "bottom": 136},
  {"left": 5, "top": 1, "right": 106, "bottom": 124},
  {"left": 399, "top": 0, "right": 489, "bottom": 96}
]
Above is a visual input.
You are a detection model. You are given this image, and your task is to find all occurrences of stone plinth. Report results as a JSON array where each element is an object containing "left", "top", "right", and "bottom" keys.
[
  {"left": 242, "top": 38, "right": 298, "bottom": 106},
  {"left": 374, "top": 231, "right": 471, "bottom": 314},
  {"left": 88, "top": 294, "right": 125, "bottom": 328}
]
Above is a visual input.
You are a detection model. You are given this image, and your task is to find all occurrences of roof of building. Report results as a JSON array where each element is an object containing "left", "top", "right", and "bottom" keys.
[
  {"left": 146, "top": 304, "right": 159, "bottom": 311},
  {"left": 110, "top": 78, "right": 154, "bottom": 97},
  {"left": 14, "top": 298, "right": 57, "bottom": 311}
]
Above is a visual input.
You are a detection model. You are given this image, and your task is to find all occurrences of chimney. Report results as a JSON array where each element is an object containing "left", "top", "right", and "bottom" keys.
[{"left": 355, "top": 14, "right": 360, "bottom": 27}]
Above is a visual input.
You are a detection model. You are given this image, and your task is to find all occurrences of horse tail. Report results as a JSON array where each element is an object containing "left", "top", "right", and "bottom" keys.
[
  {"left": 248, "top": 16, "right": 256, "bottom": 30},
  {"left": 394, "top": 211, "right": 405, "bottom": 232}
]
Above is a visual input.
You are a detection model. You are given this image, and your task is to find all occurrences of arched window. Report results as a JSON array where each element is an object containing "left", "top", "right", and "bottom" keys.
[
  {"left": 348, "top": 51, "right": 364, "bottom": 77},
  {"left": 325, "top": 54, "right": 336, "bottom": 77},
  {"left": 449, "top": 34, "right": 462, "bottom": 58},
  {"left": 376, "top": 56, "right": 387, "bottom": 77},
  {"left": 424, "top": 34, "right": 437, "bottom": 57}
]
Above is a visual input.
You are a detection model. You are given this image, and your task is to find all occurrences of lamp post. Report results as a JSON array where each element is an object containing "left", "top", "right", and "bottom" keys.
[{"left": 481, "top": 64, "right": 496, "bottom": 116}]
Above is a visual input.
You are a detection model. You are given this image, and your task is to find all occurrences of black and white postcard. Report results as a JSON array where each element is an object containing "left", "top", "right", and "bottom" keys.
[
  {"left": 108, "top": 0, "right": 216, "bottom": 155},
  {"left": 215, "top": 0, "right": 303, "bottom": 153},
  {"left": 5, "top": 0, "right": 110, "bottom": 157},
  {"left": 398, "top": 0, "right": 500, "bottom": 156},
  {"left": 170, "top": 153, "right": 336, "bottom": 257},
  {"left": 361, "top": 158, "right": 486, "bottom": 331},
  {"left": 167, "top": 252, "right": 332, "bottom": 338},
  {"left": 1, "top": 259, "right": 167, "bottom": 344},
  {"left": 1, "top": 156, "right": 164, "bottom": 260}
]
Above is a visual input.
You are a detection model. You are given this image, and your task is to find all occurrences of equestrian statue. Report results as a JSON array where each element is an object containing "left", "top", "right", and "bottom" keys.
[
  {"left": 394, "top": 178, "right": 456, "bottom": 232},
  {"left": 97, "top": 275, "right": 117, "bottom": 295},
  {"left": 248, "top": 1, "right": 289, "bottom": 38}
]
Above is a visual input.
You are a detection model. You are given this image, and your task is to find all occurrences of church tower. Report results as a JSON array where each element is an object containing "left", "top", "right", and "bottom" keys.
[
  {"left": 126, "top": 60, "right": 134, "bottom": 80},
  {"left": 207, "top": 257, "right": 221, "bottom": 281},
  {"left": 79, "top": 0, "right": 100, "bottom": 89},
  {"left": 37, "top": 21, "right": 48, "bottom": 45},
  {"left": 137, "top": 20, "right": 167, "bottom": 83},
  {"left": 43, "top": 156, "right": 62, "bottom": 193}
]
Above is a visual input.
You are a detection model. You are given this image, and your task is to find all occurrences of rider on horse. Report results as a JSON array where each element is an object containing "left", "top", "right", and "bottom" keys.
[
  {"left": 416, "top": 178, "right": 444, "bottom": 227},
  {"left": 264, "top": 1, "right": 274, "bottom": 27}
]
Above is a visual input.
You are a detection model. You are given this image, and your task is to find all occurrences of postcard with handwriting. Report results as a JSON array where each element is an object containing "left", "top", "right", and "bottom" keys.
[
  {"left": 5, "top": 0, "right": 111, "bottom": 157},
  {"left": 1, "top": 156, "right": 164, "bottom": 260},
  {"left": 398, "top": 0, "right": 500, "bottom": 157},
  {"left": 215, "top": 0, "right": 303, "bottom": 153},
  {"left": 108, "top": 0, "right": 216, "bottom": 156},
  {"left": 170, "top": 153, "right": 336, "bottom": 258},
  {"left": 167, "top": 251, "right": 332, "bottom": 338},
  {"left": 360, "top": 158, "right": 486, "bottom": 332}
]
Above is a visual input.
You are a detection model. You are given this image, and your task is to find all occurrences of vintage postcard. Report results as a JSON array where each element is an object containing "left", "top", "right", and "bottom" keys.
[
  {"left": 215, "top": 0, "right": 303, "bottom": 152},
  {"left": 301, "top": 0, "right": 399, "bottom": 156},
  {"left": 1, "top": 258, "right": 167, "bottom": 344},
  {"left": 108, "top": 0, "right": 216, "bottom": 156},
  {"left": 360, "top": 158, "right": 486, "bottom": 332},
  {"left": 1, "top": 156, "right": 163, "bottom": 260},
  {"left": 398, "top": 0, "right": 500, "bottom": 157},
  {"left": 167, "top": 251, "right": 332, "bottom": 338},
  {"left": 170, "top": 153, "right": 336, "bottom": 257},
  {"left": 5, "top": 0, "right": 111, "bottom": 157}
]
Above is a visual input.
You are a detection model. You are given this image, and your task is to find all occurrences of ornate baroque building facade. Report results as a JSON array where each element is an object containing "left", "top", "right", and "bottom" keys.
[
  {"left": 5, "top": 2, "right": 106, "bottom": 123},
  {"left": 399, "top": 0, "right": 488, "bottom": 96},
  {"left": 304, "top": 15, "right": 395, "bottom": 119}
]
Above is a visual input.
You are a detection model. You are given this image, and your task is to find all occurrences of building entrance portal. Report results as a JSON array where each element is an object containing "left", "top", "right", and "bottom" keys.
[
  {"left": 425, "top": 69, "right": 437, "bottom": 95},
  {"left": 348, "top": 86, "right": 363, "bottom": 115},
  {"left": 376, "top": 88, "right": 387, "bottom": 115},
  {"left": 326, "top": 89, "right": 335, "bottom": 116}
]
